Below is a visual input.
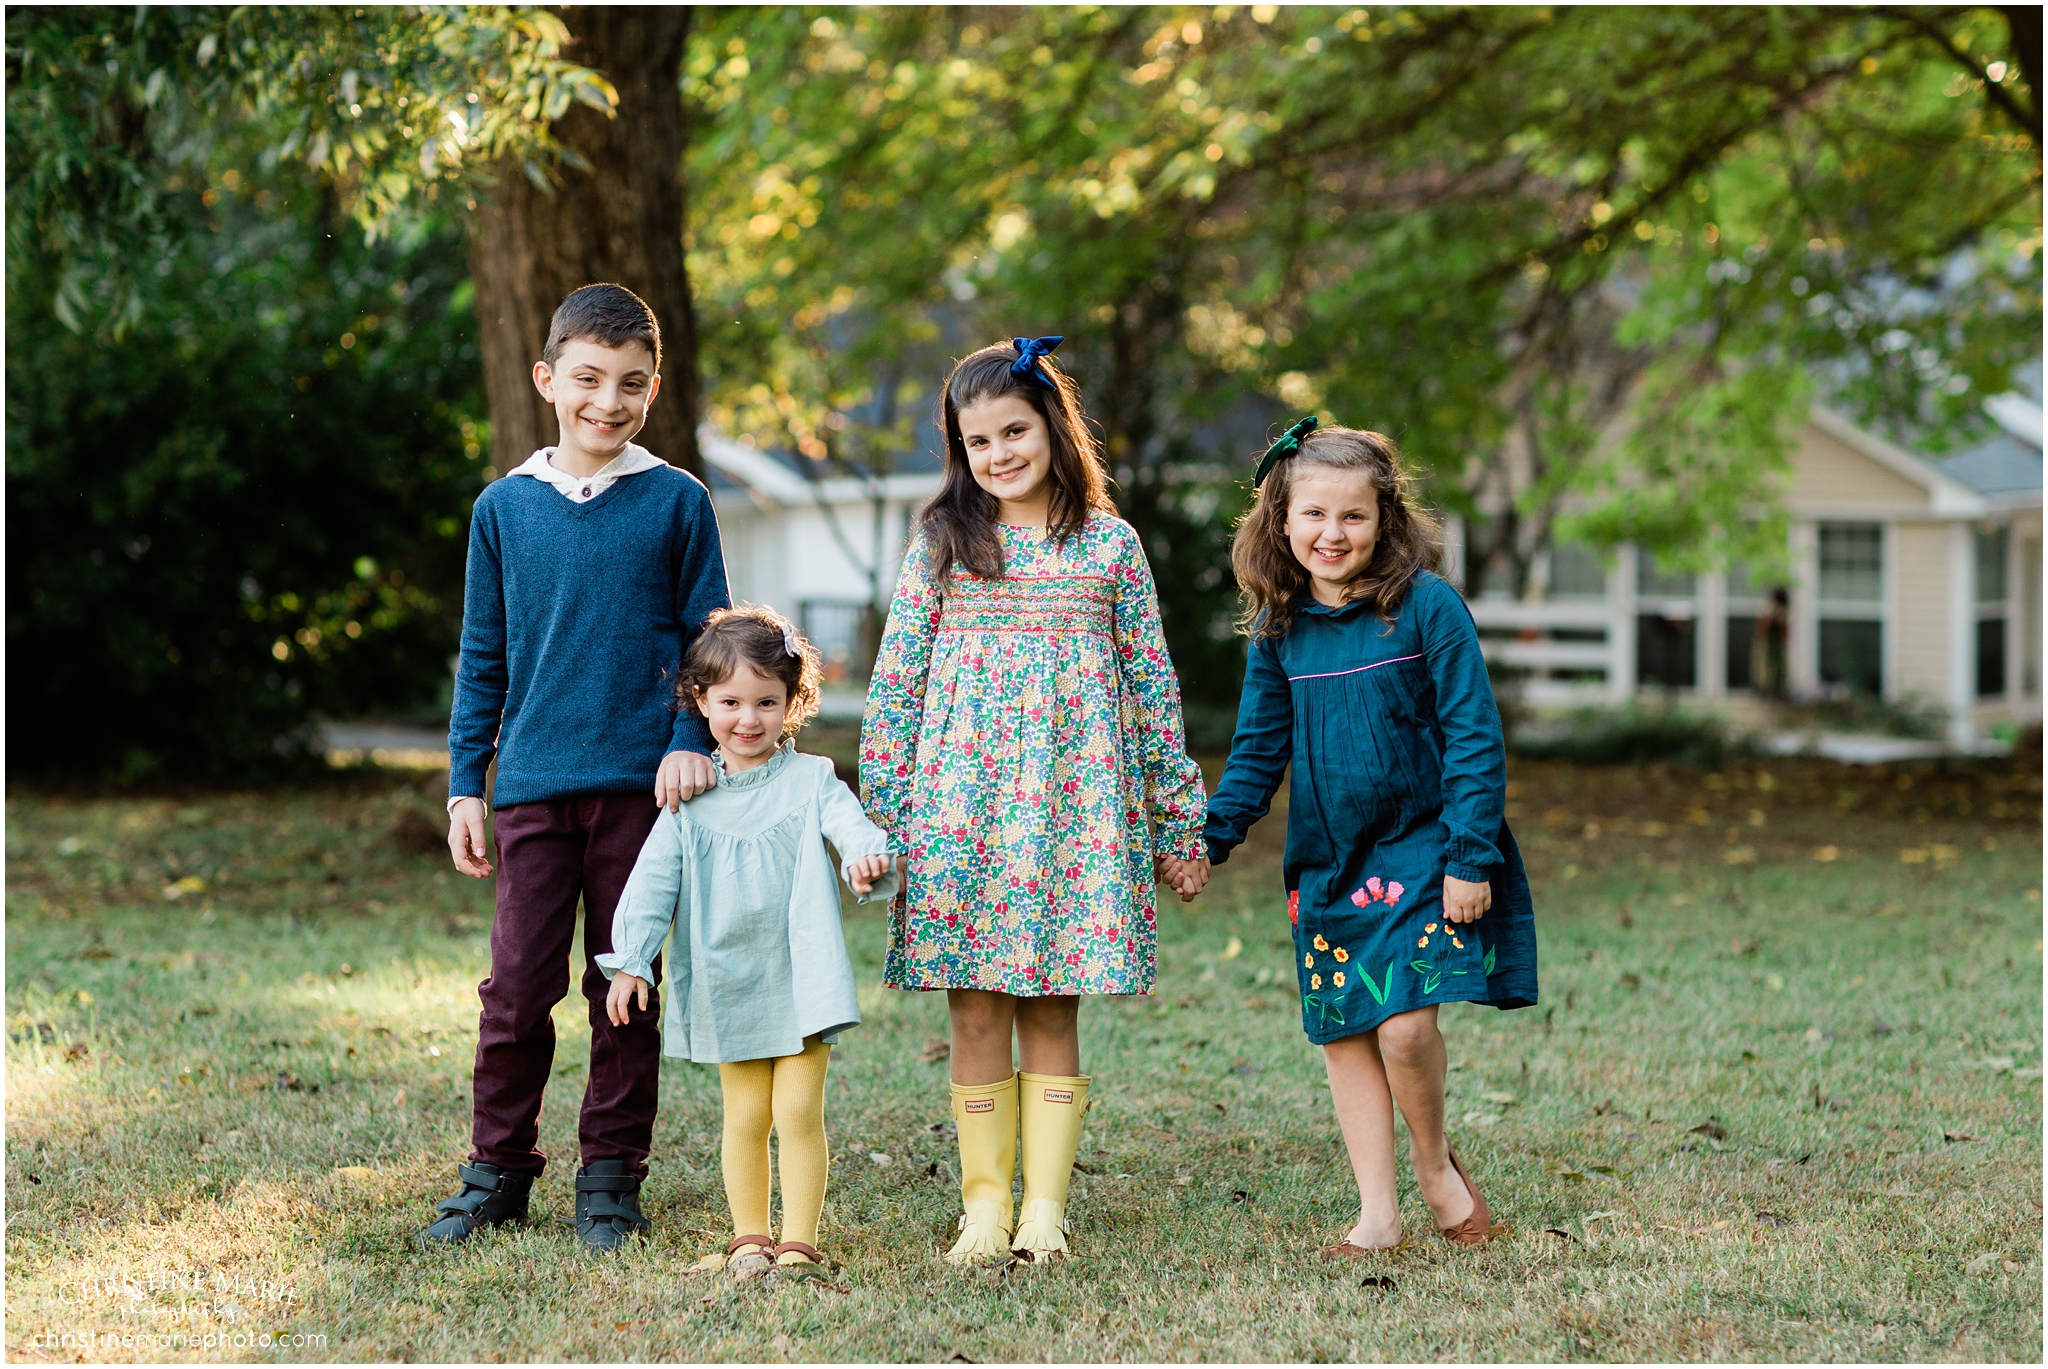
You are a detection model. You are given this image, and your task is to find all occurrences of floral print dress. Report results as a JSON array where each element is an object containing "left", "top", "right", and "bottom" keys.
[
  {"left": 1203, "top": 571, "right": 1538, "bottom": 1044},
  {"left": 861, "top": 516, "right": 1207, "bottom": 996}
]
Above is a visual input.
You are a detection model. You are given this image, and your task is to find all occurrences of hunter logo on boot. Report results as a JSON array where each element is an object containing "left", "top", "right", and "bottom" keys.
[
  {"left": 1042, "top": 1088, "right": 1074, "bottom": 1104},
  {"left": 965, "top": 1097, "right": 995, "bottom": 1113}
]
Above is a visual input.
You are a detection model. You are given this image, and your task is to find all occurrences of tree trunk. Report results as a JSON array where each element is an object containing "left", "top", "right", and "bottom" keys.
[{"left": 470, "top": 6, "right": 701, "bottom": 477}]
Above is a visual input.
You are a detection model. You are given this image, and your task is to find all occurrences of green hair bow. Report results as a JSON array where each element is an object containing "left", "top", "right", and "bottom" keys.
[{"left": 1253, "top": 415, "right": 1318, "bottom": 487}]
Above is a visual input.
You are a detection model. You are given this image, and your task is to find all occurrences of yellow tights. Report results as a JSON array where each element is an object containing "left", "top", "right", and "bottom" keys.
[{"left": 717, "top": 1035, "right": 831, "bottom": 1264}]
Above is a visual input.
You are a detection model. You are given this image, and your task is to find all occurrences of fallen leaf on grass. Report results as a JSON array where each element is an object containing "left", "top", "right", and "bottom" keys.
[
  {"left": 1756, "top": 1210, "right": 1794, "bottom": 1228},
  {"left": 333, "top": 1166, "right": 375, "bottom": 1181},
  {"left": 1943, "top": 1130, "right": 1986, "bottom": 1143},
  {"left": 1231, "top": 1190, "right": 1249, "bottom": 1204},
  {"left": 1359, "top": 1275, "right": 1396, "bottom": 1290},
  {"left": 918, "top": 1039, "right": 950, "bottom": 1063},
  {"left": 1544, "top": 1227, "right": 1577, "bottom": 1241},
  {"left": 614, "top": 1320, "right": 648, "bottom": 1332},
  {"left": 1811, "top": 846, "right": 1839, "bottom": 863},
  {"left": 869, "top": 1152, "right": 893, "bottom": 1167},
  {"left": 1479, "top": 1090, "right": 1517, "bottom": 1106},
  {"left": 1963, "top": 1252, "right": 2001, "bottom": 1275},
  {"left": 1689, "top": 1122, "right": 1728, "bottom": 1140},
  {"left": 1221, "top": 936, "right": 1242, "bottom": 960}
]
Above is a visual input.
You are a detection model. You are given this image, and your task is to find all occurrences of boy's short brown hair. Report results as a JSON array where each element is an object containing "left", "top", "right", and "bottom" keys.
[
  {"left": 678, "top": 606, "right": 823, "bottom": 738},
  {"left": 543, "top": 283, "right": 661, "bottom": 371}
]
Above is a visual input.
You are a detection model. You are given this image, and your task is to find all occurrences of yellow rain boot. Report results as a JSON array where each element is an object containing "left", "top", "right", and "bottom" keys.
[
  {"left": 945, "top": 1074, "right": 1018, "bottom": 1264},
  {"left": 1012, "top": 1072, "right": 1089, "bottom": 1261}
]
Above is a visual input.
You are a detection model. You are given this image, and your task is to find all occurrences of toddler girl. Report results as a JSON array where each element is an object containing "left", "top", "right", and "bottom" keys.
[
  {"left": 861, "top": 337, "right": 1208, "bottom": 1264},
  {"left": 1202, "top": 419, "right": 1538, "bottom": 1253},
  {"left": 599, "top": 606, "right": 895, "bottom": 1279}
]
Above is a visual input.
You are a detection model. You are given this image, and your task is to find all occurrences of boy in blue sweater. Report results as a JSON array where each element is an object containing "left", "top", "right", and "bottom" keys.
[{"left": 422, "top": 284, "right": 730, "bottom": 1251}]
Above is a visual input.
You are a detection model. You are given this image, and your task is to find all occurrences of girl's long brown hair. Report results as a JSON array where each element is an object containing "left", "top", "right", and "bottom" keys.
[
  {"left": 917, "top": 341, "right": 1114, "bottom": 580},
  {"left": 1231, "top": 425, "right": 1443, "bottom": 640}
]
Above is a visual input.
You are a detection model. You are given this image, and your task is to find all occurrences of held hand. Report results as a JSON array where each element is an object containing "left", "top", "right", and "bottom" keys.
[
  {"left": 1178, "top": 855, "right": 1212, "bottom": 902},
  {"left": 606, "top": 972, "right": 651, "bottom": 1027},
  {"left": 1442, "top": 873, "right": 1492, "bottom": 924},
  {"left": 848, "top": 853, "right": 889, "bottom": 894},
  {"left": 656, "top": 750, "right": 719, "bottom": 811},
  {"left": 448, "top": 798, "right": 492, "bottom": 878}
]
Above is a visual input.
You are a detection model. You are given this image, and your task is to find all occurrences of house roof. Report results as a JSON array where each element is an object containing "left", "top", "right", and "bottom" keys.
[
  {"left": 698, "top": 426, "right": 944, "bottom": 508},
  {"left": 1928, "top": 431, "right": 2042, "bottom": 499}
]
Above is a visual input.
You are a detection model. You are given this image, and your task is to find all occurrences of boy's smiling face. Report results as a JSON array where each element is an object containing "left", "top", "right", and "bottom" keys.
[{"left": 532, "top": 337, "right": 659, "bottom": 471}]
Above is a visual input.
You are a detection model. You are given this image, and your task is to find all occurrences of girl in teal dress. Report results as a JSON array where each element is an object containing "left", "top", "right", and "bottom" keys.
[{"left": 1201, "top": 419, "right": 1538, "bottom": 1255}]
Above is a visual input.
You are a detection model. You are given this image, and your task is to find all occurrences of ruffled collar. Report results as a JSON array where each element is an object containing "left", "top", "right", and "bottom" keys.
[{"left": 711, "top": 738, "right": 796, "bottom": 791}]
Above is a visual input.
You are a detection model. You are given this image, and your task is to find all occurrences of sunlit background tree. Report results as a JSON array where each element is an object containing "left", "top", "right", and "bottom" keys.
[{"left": 7, "top": 4, "right": 2038, "bottom": 777}]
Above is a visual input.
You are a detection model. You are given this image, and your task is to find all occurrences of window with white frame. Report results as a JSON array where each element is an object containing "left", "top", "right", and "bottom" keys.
[
  {"left": 1816, "top": 522, "right": 1883, "bottom": 697},
  {"left": 1724, "top": 558, "right": 1788, "bottom": 692},
  {"left": 1975, "top": 524, "right": 2009, "bottom": 697},
  {"left": 1635, "top": 557, "right": 1697, "bottom": 689}
]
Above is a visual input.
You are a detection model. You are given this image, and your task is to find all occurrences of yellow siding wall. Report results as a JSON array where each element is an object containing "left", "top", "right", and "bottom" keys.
[
  {"left": 1892, "top": 522, "right": 1951, "bottom": 702},
  {"left": 1789, "top": 427, "right": 1931, "bottom": 510}
]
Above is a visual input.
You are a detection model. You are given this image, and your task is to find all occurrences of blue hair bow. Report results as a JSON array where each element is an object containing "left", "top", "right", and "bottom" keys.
[
  {"left": 1254, "top": 415, "right": 1319, "bottom": 486},
  {"left": 1010, "top": 335, "right": 1064, "bottom": 391}
]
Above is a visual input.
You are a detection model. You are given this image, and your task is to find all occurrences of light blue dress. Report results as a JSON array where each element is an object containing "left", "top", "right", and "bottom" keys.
[{"left": 597, "top": 741, "right": 898, "bottom": 1063}]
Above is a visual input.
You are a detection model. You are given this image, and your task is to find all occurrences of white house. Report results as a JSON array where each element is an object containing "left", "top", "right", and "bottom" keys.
[
  {"left": 699, "top": 428, "right": 942, "bottom": 682},
  {"left": 1455, "top": 395, "right": 2044, "bottom": 743}
]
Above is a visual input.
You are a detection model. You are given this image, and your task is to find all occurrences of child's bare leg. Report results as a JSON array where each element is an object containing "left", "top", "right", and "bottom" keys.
[
  {"left": 947, "top": 988, "right": 1020, "bottom": 1084},
  {"left": 1014, "top": 995, "right": 1081, "bottom": 1076},
  {"left": 1375, "top": 1005, "right": 1474, "bottom": 1229},
  {"left": 1322, "top": 1032, "right": 1404, "bottom": 1247}
]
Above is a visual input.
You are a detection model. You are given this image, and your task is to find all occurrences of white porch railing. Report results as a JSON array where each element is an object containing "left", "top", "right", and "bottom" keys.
[{"left": 1467, "top": 597, "right": 1627, "bottom": 705}]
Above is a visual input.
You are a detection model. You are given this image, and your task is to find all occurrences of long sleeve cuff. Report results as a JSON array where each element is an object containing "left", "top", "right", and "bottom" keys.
[
  {"left": 1152, "top": 821, "right": 1207, "bottom": 862},
  {"left": 838, "top": 845, "right": 898, "bottom": 905},
  {"left": 592, "top": 950, "right": 654, "bottom": 983}
]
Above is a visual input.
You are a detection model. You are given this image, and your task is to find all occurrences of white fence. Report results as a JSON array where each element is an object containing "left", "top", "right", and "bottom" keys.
[{"left": 1467, "top": 598, "right": 1629, "bottom": 705}]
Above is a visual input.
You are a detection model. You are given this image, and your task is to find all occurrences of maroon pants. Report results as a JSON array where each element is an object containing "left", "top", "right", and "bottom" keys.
[{"left": 469, "top": 793, "right": 663, "bottom": 1177}]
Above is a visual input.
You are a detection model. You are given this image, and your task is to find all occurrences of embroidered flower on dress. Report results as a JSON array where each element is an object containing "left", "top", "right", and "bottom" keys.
[
  {"left": 1425, "top": 923, "right": 1438, "bottom": 934},
  {"left": 1310, "top": 973, "right": 1322, "bottom": 990},
  {"left": 1332, "top": 947, "right": 1349, "bottom": 963},
  {"left": 1351, "top": 887, "right": 1369, "bottom": 907},
  {"left": 1332, "top": 971, "right": 1346, "bottom": 988},
  {"left": 1312, "top": 934, "right": 1329, "bottom": 951},
  {"left": 1417, "top": 936, "right": 1429, "bottom": 948},
  {"left": 1304, "top": 952, "right": 1314, "bottom": 969}
]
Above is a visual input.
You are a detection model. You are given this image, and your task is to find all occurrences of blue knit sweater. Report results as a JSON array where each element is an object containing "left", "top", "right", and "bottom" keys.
[{"left": 447, "top": 465, "right": 730, "bottom": 808}]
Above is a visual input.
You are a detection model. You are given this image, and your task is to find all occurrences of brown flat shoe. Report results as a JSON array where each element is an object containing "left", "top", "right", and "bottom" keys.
[
  {"left": 1439, "top": 1143, "right": 1492, "bottom": 1246},
  {"left": 726, "top": 1232, "right": 774, "bottom": 1278}
]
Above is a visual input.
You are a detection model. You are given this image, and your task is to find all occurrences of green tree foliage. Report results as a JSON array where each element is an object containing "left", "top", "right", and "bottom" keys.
[
  {"left": 6, "top": 8, "right": 507, "bottom": 779},
  {"left": 689, "top": 6, "right": 2039, "bottom": 703},
  {"left": 8, "top": 6, "right": 613, "bottom": 342}
]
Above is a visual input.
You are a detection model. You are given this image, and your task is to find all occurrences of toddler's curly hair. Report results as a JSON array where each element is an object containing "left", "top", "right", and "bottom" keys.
[{"left": 677, "top": 606, "right": 823, "bottom": 738}]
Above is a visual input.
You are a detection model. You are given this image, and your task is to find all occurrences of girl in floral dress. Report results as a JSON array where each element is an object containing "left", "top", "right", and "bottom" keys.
[
  {"left": 861, "top": 337, "right": 1208, "bottom": 1264},
  {"left": 1202, "top": 419, "right": 1538, "bottom": 1255}
]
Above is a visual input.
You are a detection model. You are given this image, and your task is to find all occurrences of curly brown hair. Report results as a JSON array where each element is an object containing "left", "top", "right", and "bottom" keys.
[
  {"left": 677, "top": 606, "right": 823, "bottom": 738},
  {"left": 917, "top": 340, "right": 1116, "bottom": 581},
  {"left": 1230, "top": 425, "right": 1443, "bottom": 640}
]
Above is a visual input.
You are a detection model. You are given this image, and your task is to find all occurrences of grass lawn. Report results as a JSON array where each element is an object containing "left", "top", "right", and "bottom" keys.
[{"left": 5, "top": 742, "right": 2041, "bottom": 1362}]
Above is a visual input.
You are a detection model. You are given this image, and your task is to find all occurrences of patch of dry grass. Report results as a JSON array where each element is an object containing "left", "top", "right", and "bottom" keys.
[{"left": 5, "top": 753, "right": 2040, "bottom": 1361}]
